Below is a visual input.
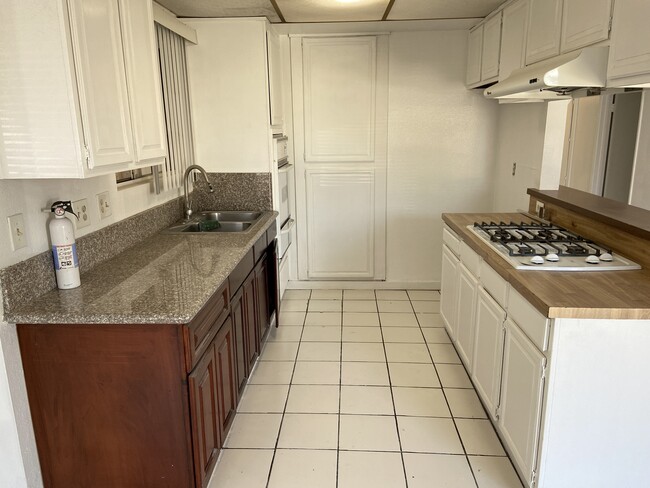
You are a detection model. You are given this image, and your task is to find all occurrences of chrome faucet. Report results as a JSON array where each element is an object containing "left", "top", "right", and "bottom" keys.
[{"left": 183, "top": 165, "right": 214, "bottom": 221}]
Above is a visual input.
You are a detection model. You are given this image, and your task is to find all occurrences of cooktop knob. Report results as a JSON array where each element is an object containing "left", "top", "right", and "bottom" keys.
[
  {"left": 585, "top": 255, "right": 601, "bottom": 264},
  {"left": 545, "top": 253, "right": 559, "bottom": 262},
  {"left": 530, "top": 256, "right": 545, "bottom": 265},
  {"left": 600, "top": 252, "right": 613, "bottom": 262}
]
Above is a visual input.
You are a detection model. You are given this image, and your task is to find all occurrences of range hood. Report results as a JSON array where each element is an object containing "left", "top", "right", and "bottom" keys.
[{"left": 484, "top": 46, "right": 609, "bottom": 100}]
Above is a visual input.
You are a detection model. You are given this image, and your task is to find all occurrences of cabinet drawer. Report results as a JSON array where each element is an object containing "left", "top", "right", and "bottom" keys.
[
  {"left": 460, "top": 241, "right": 481, "bottom": 277},
  {"left": 443, "top": 225, "right": 461, "bottom": 257},
  {"left": 229, "top": 249, "right": 255, "bottom": 295},
  {"left": 507, "top": 288, "right": 549, "bottom": 352},
  {"left": 253, "top": 234, "right": 268, "bottom": 263},
  {"left": 185, "top": 281, "right": 230, "bottom": 372},
  {"left": 480, "top": 261, "right": 509, "bottom": 308}
]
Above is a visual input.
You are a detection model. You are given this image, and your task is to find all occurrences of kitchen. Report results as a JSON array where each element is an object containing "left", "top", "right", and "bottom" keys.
[{"left": 0, "top": 0, "right": 650, "bottom": 487}]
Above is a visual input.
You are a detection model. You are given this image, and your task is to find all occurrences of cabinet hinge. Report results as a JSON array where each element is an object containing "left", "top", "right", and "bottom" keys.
[
  {"left": 84, "top": 145, "right": 93, "bottom": 169},
  {"left": 541, "top": 357, "right": 548, "bottom": 380},
  {"left": 608, "top": 16, "right": 613, "bottom": 33},
  {"left": 531, "top": 469, "right": 538, "bottom": 486},
  {"left": 495, "top": 405, "right": 501, "bottom": 420}
]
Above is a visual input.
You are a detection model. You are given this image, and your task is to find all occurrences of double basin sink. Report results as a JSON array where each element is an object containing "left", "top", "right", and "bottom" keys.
[{"left": 164, "top": 211, "right": 262, "bottom": 234}]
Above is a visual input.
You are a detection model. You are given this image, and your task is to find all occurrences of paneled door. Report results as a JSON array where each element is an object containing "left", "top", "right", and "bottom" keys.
[{"left": 292, "top": 36, "right": 388, "bottom": 280}]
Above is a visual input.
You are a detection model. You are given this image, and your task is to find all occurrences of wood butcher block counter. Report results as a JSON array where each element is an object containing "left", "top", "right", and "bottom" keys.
[{"left": 442, "top": 212, "right": 650, "bottom": 320}]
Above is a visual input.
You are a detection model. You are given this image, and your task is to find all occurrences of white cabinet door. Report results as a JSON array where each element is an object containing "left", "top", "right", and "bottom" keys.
[
  {"left": 526, "top": 0, "right": 563, "bottom": 65},
  {"left": 466, "top": 25, "right": 483, "bottom": 86},
  {"left": 440, "top": 245, "right": 460, "bottom": 341},
  {"left": 306, "top": 170, "right": 377, "bottom": 279},
  {"left": 68, "top": 0, "right": 135, "bottom": 169},
  {"left": 499, "top": 319, "right": 546, "bottom": 487},
  {"left": 471, "top": 287, "right": 506, "bottom": 421},
  {"left": 456, "top": 264, "right": 479, "bottom": 370},
  {"left": 267, "top": 30, "right": 284, "bottom": 129},
  {"left": 500, "top": 0, "right": 529, "bottom": 81},
  {"left": 608, "top": 0, "right": 650, "bottom": 85},
  {"left": 481, "top": 12, "right": 502, "bottom": 81},
  {"left": 119, "top": 0, "right": 167, "bottom": 165},
  {"left": 561, "top": 0, "right": 612, "bottom": 53}
]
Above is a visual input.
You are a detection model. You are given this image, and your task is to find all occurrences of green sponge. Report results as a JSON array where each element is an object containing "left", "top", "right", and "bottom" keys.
[{"left": 198, "top": 220, "right": 221, "bottom": 232}]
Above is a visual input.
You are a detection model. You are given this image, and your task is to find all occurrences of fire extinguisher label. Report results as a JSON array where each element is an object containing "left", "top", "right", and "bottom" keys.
[{"left": 52, "top": 244, "right": 79, "bottom": 270}]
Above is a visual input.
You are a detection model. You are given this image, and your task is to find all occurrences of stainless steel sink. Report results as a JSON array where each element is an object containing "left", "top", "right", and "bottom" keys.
[
  {"left": 195, "top": 211, "right": 262, "bottom": 223},
  {"left": 162, "top": 211, "right": 262, "bottom": 234}
]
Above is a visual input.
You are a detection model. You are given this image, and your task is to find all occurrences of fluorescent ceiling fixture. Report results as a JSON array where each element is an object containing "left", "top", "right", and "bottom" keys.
[{"left": 337, "top": 0, "right": 362, "bottom": 3}]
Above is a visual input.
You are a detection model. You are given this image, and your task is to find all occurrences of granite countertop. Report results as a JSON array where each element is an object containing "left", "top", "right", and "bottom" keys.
[
  {"left": 5, "top": 212, "right": 278, "bottom": 325},
  {"left": 443, "top": 213, "right": 650, "bottom": 320}
]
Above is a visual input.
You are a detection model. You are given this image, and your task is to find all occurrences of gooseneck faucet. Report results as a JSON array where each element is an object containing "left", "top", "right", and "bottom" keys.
[{"left": 183, "top": 165, "right": 214, "bottom": 221}]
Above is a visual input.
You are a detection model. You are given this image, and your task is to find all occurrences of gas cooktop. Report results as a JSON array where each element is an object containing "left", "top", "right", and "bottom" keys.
[{"left": 469, "top": 221, "right": 641, "bottom": 271}]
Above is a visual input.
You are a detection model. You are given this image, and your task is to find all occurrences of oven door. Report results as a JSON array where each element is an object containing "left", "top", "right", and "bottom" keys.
[{"left": 278, "top": 218, "right": 294, "bottom": 260}]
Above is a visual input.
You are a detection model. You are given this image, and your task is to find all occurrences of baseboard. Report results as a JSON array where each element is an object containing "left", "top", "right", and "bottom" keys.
[{"left": 286, "top": 280, "right": 441, "bottom": 290}]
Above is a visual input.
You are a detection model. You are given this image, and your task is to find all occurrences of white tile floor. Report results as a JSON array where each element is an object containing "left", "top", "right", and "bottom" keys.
[{"left": 209, "top": 289, "right": 523, "bottom": 488}]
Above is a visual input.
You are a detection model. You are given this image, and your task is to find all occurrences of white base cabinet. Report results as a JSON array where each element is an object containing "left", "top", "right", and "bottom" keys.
[
  {"left": 471, "top": 286, "right": 506, "bottom": 421},
  {"left": 440, "top": 244, "right": 460, "bottom": 341},
  {"left": 499, "top": 319, "right": 546, "bottom": 487},
  {"left": 455, "top": 263, "right": 478, "bottom": 370}
]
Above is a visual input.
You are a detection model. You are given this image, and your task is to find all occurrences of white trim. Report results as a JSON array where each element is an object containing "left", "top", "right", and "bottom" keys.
[
  {"left": 152, "top": 2, "right": 197, "bottom": 44},
  {"left": 287, "top": 280, "right": 440, "bottom": 290}
]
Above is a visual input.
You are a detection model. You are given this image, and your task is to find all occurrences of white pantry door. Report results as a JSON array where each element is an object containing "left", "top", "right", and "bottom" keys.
[{"left": 292, "top": 36, "right": 388, "bottom": 280}]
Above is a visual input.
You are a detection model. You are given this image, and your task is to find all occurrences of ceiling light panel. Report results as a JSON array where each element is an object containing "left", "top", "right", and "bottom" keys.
[
  {"left": 156, "top": 0, "right": 282, "bottom": 22},
  {"left": 388, "top": 0, "right": 505, "bottom": 20},
  {"left": 276, "top": 0, "right": 390, "bottom": 23}
]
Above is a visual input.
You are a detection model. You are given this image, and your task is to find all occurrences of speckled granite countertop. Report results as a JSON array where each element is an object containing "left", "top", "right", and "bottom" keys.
[{"left": 5, "top": 212, "right": 278, "bottom": 325}]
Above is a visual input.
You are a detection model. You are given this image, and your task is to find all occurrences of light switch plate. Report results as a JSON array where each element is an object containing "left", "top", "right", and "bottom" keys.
[
  {"left": 8, "top": 213, "right": 27, "bottom": 250},
  {"left": 97, "top": 192, "right": 112, "bottom": 219},
  {"left": 73, "top": 198, "right": 90, "bottom": 229}
]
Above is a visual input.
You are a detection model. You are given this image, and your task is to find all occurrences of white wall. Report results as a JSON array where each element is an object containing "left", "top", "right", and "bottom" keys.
[
  {"left": 386, "top": 30, "right": 498, "bottom": 284},
  {"left": 0, "top": 176, "right": 180, "bottom": 488},
  {"left": 493, "top": 103, "right": 548, "bottom": 212},
  {"left": 629, "top": 90, "right": 650, "bottom": 210},
  {"left": 184, "top": 19, "right": 272, "bottom": 173}
]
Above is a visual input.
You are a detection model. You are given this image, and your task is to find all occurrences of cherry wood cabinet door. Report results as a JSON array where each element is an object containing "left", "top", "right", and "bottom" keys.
[
  {"left": 188, "top": 343, "right": 221, "bottom": 488},
  {"left": 231, "top": 288, "right": 248, "bottom": 394},
  {"left": 214, "top": 318, "right": 237, "bottom": 440},
  {"left": 243, "top": 273, "right": 259, "bottom": 370},
  {"left": 255, "top": 255, "right": 271, "bottom": 342}
]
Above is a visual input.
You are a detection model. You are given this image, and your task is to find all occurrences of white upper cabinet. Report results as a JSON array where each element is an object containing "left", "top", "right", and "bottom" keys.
[
  {"left": 560, "top": 0, "right": 612, "bottom": 54},
  {"left": 267, "top": 29, "right": 284, "bottom": 131},
  {"left": 68, "top": 0, "right": 134, "bottom": 169},
  {"left": 119, "top": 0, "right": 168, "bottom": 164},
  {"left": 466, "top": 25, "right": 484, "bottom": 86},
  {"left": 499, "top": 0, "right": 529, "bottom": 81},
  {"left": 526, "top": 0, "right": 563, "bottom": 65},
  {"left": 0, "top": 0, "right": 166, "bottom": 178},
  {"left": 608, "top": 0, "right": 650, "bottom": 86},
  {"left": 481, "top": 12, "right": 502, "bottom": 81}
]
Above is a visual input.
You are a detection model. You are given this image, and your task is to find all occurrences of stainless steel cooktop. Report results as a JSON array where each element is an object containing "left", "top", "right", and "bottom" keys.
[{"left": 469, "top": 221, "right": 641, "bottom": 271}]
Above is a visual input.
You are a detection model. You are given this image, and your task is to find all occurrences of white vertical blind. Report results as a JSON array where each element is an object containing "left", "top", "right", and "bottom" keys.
[{"left": 155, "top": 23, "right": 195, "bottom": 191}]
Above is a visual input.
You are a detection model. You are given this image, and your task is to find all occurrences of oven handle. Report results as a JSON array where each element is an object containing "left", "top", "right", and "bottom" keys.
[
  {"left": 278, "top": 163, "right": 293, "bottom": 173},
  {"left": 280, "top": 219, "right": 295, "bottom": 234}
]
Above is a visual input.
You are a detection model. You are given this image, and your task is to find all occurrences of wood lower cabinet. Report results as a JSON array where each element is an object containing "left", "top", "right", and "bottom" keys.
[
  {"left": 255, "top": 254, "right": 271, "bottom": 342},
  {"left": 18, "top": 237, "right": 278, "bottom": 488},
  {"left": 189, "top": 337, "right": 221, "bottom": 488}
]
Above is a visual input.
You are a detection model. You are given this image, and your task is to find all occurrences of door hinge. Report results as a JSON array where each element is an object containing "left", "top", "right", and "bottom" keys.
[{"left": 84, "top": 145, "right": 93, "bottom": 169}]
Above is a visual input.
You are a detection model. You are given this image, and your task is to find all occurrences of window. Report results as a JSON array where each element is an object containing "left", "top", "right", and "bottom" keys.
[{"left": 116, "top": 23, "right": 195, "bottom": 191}]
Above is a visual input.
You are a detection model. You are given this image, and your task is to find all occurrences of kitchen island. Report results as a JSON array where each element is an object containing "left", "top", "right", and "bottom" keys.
[
  {"left": 440, "top": 188, "right": 650, "bottom": 488},
  {"left": 6, "top": 212, "right": 279, "bottom": 488}
]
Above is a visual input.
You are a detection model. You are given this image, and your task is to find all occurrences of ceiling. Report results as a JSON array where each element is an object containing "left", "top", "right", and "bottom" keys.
[{"left": 156, "top": 0, "right": 505, "bottom": 23}]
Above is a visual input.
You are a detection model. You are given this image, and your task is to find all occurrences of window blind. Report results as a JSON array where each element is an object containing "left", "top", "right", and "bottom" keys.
[{"left": 155, "top": 23, "right": 195, "bottom": 191}]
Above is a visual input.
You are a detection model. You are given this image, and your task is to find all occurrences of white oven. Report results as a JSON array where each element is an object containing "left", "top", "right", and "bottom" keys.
[{"left": 274, "top": 135, "right": 293, "bottom": 261}]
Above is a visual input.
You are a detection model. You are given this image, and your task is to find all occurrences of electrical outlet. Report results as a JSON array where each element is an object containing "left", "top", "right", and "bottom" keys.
[
  {"left": 536, "top": 201, "right": 545, "bottom": 218},
  {"left": 73, "top": 198, "right": 90, "bottom": 229},
  {"left": 97, "top": 192, "right": 112, "bottom": 219},
  {"left": 8, "top": 213, "right": 27, "bottom": 250}
]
